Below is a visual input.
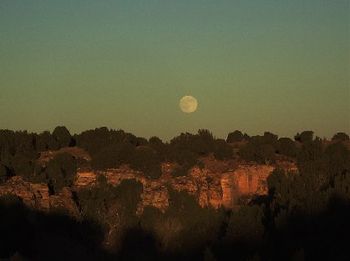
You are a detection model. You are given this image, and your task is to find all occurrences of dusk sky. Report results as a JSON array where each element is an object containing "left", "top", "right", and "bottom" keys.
[{"left": 1, "top": 0, "right": 349, "bottom": 140}]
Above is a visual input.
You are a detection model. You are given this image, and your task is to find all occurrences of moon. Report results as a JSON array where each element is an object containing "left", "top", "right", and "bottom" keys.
[{"left": 179, "top": 95, "right": 198, "bottom": 113}]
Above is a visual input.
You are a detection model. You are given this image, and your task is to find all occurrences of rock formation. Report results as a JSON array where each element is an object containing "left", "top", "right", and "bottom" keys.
[
  {"left": 0, "top": 176, "right": 79, "bottom": 217},
  {"left": 0, "top": 176, "right": 50, "bottom": 211},
  {"left": 0, "top": 159, "right": 298, "bottom": 216},
  {"left": 73, "top": 161, "right": 297, "bottom": 212}
]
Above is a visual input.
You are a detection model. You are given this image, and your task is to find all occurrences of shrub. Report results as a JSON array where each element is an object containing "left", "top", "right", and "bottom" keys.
[
  {"left": 277, "top": 137, "right": 297, "bottom": 158},
  {"left": 226, "top": 130, "right": 244, "bottom": 143},
  {"left": 294, "top": 131, "right": 314, "bottom": 143},
  {"left": 332, "top": 132, "right": 349, "bottom": 141},
  {"left": 239, "top": 136, "right": 276, "bottom": 164},
  {"left": 130, "top": 147, "right": 162, "bottom": 179},
  {"left": 52, "top": 126, "right": 73, "bottom": 147},
  {"left": 45, "top": 153, "right": 77, "bottom": 193}
]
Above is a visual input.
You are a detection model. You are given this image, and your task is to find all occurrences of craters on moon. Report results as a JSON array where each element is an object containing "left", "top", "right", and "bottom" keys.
[{"left": 179, "top": 95, "right": 198, "bottom": 113}]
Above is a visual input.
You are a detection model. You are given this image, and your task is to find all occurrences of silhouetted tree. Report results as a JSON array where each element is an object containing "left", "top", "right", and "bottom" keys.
[
  {"left": 0, "top": 164, "right": 11, "bottom": 183},
  {"left": 239, "top": 135, "right": 276, "bottom": 164},
  {"left": 223, "top": 206, "right": 264, "bottom": 258},
  {"left": 52, "top": 126, "right": 73, "bottom": 148},
  {"left": 294, "top": 131, "right": 314, "bottom": 143},
  {"left": 90, "top": 143, "right": 135, "bottom": 170},
  {"left": 226, "top": 130, "right": 244, "bottom": 143},
  {"left": 213, "top": 139, "right": 233, "bottom": 160},
  {"left": 332, "top": 132, "right": 349, "bottom": 141},
  {"left": 130, "top": 147, "right": 162, "bottom": 179},
  {"left": 277, "top": 137, "right": 297, "bottom": 158},
  {"left": 35, "top": 131, "right": 59, "bottom": 151},
  {"left": 45, "top": 153, "right": 77, "bottom": 193}
]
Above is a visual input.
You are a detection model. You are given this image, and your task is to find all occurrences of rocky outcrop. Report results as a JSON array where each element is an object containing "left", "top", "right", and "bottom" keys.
[
  {"left": 74, "top": 171, "right": 97, "bottom": 188},
  {"left": 221, "top": 165, "right": 274, "bottom": 207},
  {"left": 38, "top": 147, "right": 91, "bottom": 166},
  {"left": 0, "top": 176, "right": 50, "bottom": 211},
  {"left": 74, "top": 161, "right": 297, "bottom": 212},
  {"left": 49, "top": 187, "right": 80, "bottom": 217},
  {"left": 0, "top": 161, "right": 298, "bottom": 215},
  {"left": 0, "top": 176, "right": 79, "bottom": 217}
]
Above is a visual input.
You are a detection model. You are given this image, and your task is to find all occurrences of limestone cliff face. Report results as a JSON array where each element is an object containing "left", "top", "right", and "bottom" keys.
[
  {"left": 74, "top": 162, "right": 297, "bottom": 211},
  {"left": 0, "top": 161, "right": 297, "bottom": 215},
  {"left": 0, "top": 176, "right": 50, "bottom": 211},
  {"left": 0, "top": 176, "right": 79, "bottom": 217},
  {"left": 221, "top": 165, "right": 274, "bottom": 207}
]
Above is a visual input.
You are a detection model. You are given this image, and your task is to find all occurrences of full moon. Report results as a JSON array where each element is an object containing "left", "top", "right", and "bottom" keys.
[{"left": 179, "top": 95, "right": 198, "bottom": 113}]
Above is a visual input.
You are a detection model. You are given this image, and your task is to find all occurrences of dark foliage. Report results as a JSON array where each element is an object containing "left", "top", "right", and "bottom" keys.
[
  {"left": 294, "top": 130, "right": 314, "bottom": 143},
  {"left": 276, "top": 137, "right": 298, "bottom": 158},
  {"left": 130, "top": 147, "right": 162, "bottom": 179},
  {"left": 36, "top": 131, "right": 59, "bottom": 151},
  {"left": 0, "top": 194, "right": 110, "bottom": 260},
  {"left": 77, "top": 178, "right": 143, "bottom": 229},
  {"left": 52, "top": 126, "right": 74, "bottom": 147},
  {"left": 45, "top": 153, "right": 77, "bottom": 193},
  {"left": 239, "top": 132, "right": 279, "bottom": 164},
  {"left": 226, "top": 130, "right": 250, "bottom": 143},
  {"left": 332, "top": 132, "right": 349, "bottom": 141},
  {"left": 167, "top": 129, "right": 232, "bottom": 176},
  {"left": 1, "top": 127, "right": 350, "bottom": 259}
]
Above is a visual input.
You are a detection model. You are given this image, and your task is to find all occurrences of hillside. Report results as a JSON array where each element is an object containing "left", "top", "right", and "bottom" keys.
[{"left": 0, "top": 127, "right": 349, "bottom": 260}]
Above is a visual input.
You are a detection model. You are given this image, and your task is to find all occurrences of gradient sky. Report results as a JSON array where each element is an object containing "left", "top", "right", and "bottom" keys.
[{"left": 0, "top": 0, "right": 349, "bottom": 140}]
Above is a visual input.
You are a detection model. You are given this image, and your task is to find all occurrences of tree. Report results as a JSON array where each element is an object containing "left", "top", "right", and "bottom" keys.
[
  {"left": 45, "top": 153, "right": 77, "bottom": 193},
  {"left": 332, "top": 132, "right": 349, "bottom": 141},
  {"left": 36, "top": 131, "right": 59, "bottom": 151},
  {"left": 226, "top": 130, "right": 244, "bottom": 143},
  {"left": 149, "top": 136, "right": 163, "bottom": 146},
  {"left": 239, "top": 136, "right": 276, "bottom": 164},
  {"left": 161, "top": 189, "right": 224, "bottom": 254},
  {"left": 130, "top": 147, "right": 162, "bottom": 179},
  {"left": 323, "top": 142, "right": 350, "bottom": 179},
  {"left": 223, "top": 206, "right": 265, "bottom": 258},
  {"left": 11, "top": 152, "right": 35, "bottom": 178},
  {"left": 262, "top": 132, "right": 278, "bottom": 146},
  {"left": 0, "top": 164, "right": 11, "bottom": 183},
  {"left": 52, "top": 126, "right": 73, "bottom": 148},
  {"left": 91, "top": 143, "right": 135, "bottom": 170},
  {"left": 77, "top": 178, "right": 143, "bottom": 251},
  {"left": 149, "top": 136, "right": 167, "bottom": 160},
  {"left": 294, "top": 131, "right": 314, "bottom": 143},
  {"left": 213, "top": 139, "right": 233, "bottom": 160},
  {"left": 277, "top": 137, "right": 297, "bottom": 158}
]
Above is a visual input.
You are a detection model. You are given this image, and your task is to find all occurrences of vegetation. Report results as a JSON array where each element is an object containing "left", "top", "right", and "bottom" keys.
[{"left": 0, "top": 127, "right": 349, "bottom": 259}]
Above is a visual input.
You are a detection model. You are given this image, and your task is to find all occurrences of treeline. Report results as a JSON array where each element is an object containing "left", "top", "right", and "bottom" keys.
[
  {"left": 0, "top": 127, "right": 349, "bottom": 187},
  {"left": 0, "top": 127, "right": 234, "bottom": 186},
  {"left": 0, "top": 127, "right": 350, "bottom": 259}
]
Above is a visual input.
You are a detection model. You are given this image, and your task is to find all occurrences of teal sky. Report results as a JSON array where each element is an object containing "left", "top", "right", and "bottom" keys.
[{"left": 0, "top": 0, "right": 349, "bottom": 140}]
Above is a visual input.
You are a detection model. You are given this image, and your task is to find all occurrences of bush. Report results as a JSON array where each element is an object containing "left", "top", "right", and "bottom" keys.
[
  {"left": 130, "top": 147, "right": 162, "bottom": 179},
  {"left": 332, "top": 132, "right": 349, "bottom": 141},
  {"left": 226, "top": 130, "right": 250, "bottom": 143},
  {"left": 77, "top": 179, "right": 143, "bottom": 230},
  {"left": 45, "top": 153, "right": 77, "bottom": 193},
  {"left": 239, "top": 136, "right": 276, "bottom": 164},
  {"left": 227, "top": 130, "right": 244, "bottom": 143},
  {"left": 52, "top": 126, "right": 73, "bottom": 147},
  {"left": 91, "top": 143, "right": 134, "bottom": 170},
  {"left": 0, "top": 164, "right": 11, "bottom": 183},
  {"left": 35, "top": 131, "right": 59, "bottom": 151},
  {"left": 277, "top": 137, "right": 297, "bottom": 158},
  {"left": 294, "top": 131, "right": 314, "bottom": 143},
  {"left": 213, "top": 139, "right": 233, "bottom": 160}
]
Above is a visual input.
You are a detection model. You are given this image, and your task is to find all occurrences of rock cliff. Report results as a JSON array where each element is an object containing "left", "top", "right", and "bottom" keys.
[
  {"left": 0, "top": 176, "right": 79, "bottom": 217},
  {"left": 0, "top": 160, "right": 297, "bottom": 216}
]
